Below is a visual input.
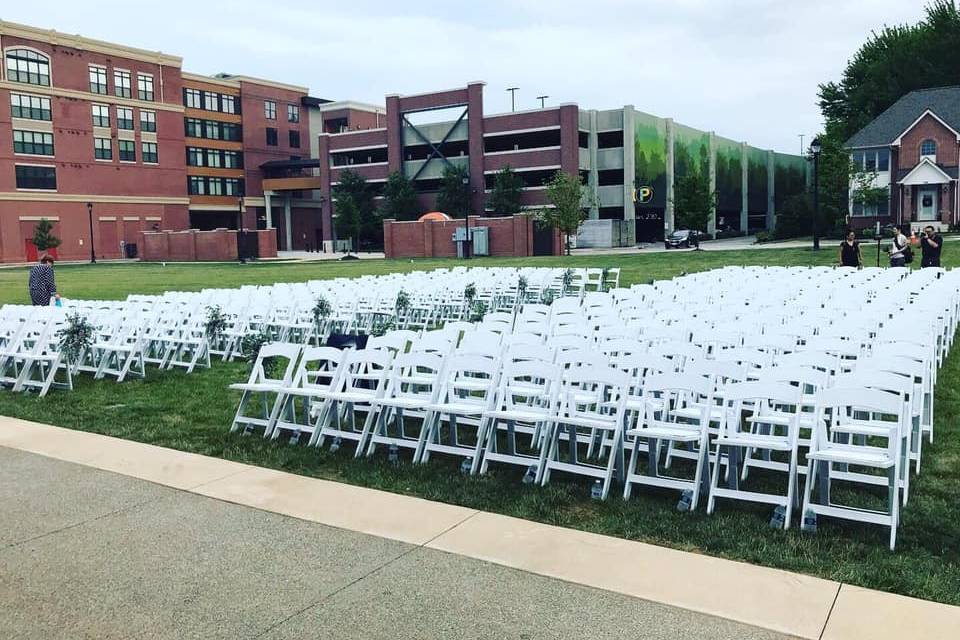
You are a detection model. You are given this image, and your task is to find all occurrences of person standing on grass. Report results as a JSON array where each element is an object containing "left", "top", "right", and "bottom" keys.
[
  {"left": 888, "top": 225, "right": 909, "bottom": 267},
  {"left": 839, "top": 229, "right": 863, "bottom": 268},
  {"left": 28, "top": 255, "right": 59, "bottom": 306},
  {"left": 919, "top": 225, "right": 943, "bottom": 268}
]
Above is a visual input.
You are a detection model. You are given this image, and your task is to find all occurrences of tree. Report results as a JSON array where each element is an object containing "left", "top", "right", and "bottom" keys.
[
  {"left": 773, "top": 193, "right": 813, "bottom": 240},
  {"left": 536, "top": 171, "right": 592, "bottom": 255},
  {"left": 381, "top": 171, "right": 420, "bottom": 221},
  {"left": 334, "top": 196, "right": 360, "bottom": 253},
  {"left": 436, "top": 165, "right": 472, "bottom": 218},
  {"left": 32, "top": 218, "right": 61, "bottom": 252},
  {"left": 332, "top": 169, "right": 380, "bottom": 249},
  {"left": 671, "top": 171, "right": 715, "bottom": 232},
  {"left": 819, "top": 1, "right": 960, "bottom": 141},
  {"left": 486, "top": 166, "right": 524, "bottom": 216},
  {"left": 812, "top": 2, "right": 960, "bottom": 238}
]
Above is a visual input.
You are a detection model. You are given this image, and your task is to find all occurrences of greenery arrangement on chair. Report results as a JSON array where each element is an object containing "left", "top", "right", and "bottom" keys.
[
  {"left": 312, "top": 296, "right": 333, "bottom": 330},
  {"left": 394, "top": 289, "right": 410, "bottom": 316},
  {"left": 561, "top": 268, "right": 574, "bottom": 296},
  {"left": 239, "top": 331, "right": 283, "bottom": 377},
  {"left": 600, "top": 268, "right": 610, "bottom": 292},
  {"left": 463, "top": 283, "right": 477, "bottom": 306},
  {"left": 204, "top": 306, "right": 228, "bottom": 344},
  {"left": 540, "top": 289, "right": 556, "bottom": 306},
  {"left": 468, "top": 300, "right": 488, "bottom": 323},
  {"left": 370, "top": 314, "right": 396, "bottom": 337},
  {"left": 517, "top": 276, "right": 528, "bottom": 301},
  {"left": 57, "top": 313, "right": 94, "bottom": 365}
]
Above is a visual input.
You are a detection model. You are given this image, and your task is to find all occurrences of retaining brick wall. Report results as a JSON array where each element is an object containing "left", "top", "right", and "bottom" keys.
[
  {"left": 140, "top": 229, "right": 276, "bottom": 261},
  {"left": 383, "top": 214, "right": 539, "bottom": 258}
]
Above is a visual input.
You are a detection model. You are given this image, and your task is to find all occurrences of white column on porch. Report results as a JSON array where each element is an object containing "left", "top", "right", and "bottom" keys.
[
  {"left": 284, "top": 194, "right": 293, "bottom": 251},
  {"left": 264, "top": 191, "right": 274, "bottom": 228}
]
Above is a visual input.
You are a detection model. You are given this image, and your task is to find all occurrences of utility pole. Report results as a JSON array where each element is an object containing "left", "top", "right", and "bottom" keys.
[
  {"left": 536, "top": 95, "right": 548, "bottom": 109},
  {"left": 506, "top": 87, "right": 519, "bottom": 112}
]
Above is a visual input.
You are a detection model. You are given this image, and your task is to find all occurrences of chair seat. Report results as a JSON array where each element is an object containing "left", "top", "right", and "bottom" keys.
[
  {"left": 548, "top": 414, "right": 619, "bottom": 430},
  {"left": 426, "top": 401, "right": 486, "bottom": 415},
  {"left": 807, "top": 447, "right": 896, "bottom": 468},
  {"left": 627, "top": 424, "right": 701, "bottom": 442},
  {"left": 484, "top": 408, "right": 551, "bottom": 423},
  {"left": 670, "top": 405, "right": 727, "bottom": 422},
  {"left": 714, "top": 433, "right": 793, "bottom": 451},
  {"left": 229, "top": 382, "right": 285, "bottom": 393},
  {"left": 371, "top": 396, "right": 432, "bottom": 409},
  {"left": 315, "top": 389, "right": 376, "bottom": 403}
]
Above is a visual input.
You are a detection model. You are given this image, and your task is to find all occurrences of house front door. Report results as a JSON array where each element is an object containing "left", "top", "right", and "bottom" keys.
[{"left": 917, "top": 187, "right": 939, "bottom": 221}]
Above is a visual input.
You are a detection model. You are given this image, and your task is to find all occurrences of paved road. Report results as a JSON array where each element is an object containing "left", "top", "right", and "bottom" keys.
[{"left": 0, "top": 447, "right": 792, "bottom": 640}]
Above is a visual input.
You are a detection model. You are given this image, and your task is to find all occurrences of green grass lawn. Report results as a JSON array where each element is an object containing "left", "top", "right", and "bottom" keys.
[{"left": 0, "top": 248, "right": 958, "bottom": 605}]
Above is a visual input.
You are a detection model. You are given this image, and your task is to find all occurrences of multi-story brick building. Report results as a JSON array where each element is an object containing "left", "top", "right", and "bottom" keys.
[
  {"left": 0, "top": 20, "right": 188, "bottom": 262},
  {"left": 845, "top": 86, "right": 960, "bottom": 231}
]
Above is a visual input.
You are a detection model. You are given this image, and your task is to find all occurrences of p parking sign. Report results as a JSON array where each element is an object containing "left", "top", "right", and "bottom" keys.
[{"left": 633, "top": 186, "right": 654, "bottom": 204}]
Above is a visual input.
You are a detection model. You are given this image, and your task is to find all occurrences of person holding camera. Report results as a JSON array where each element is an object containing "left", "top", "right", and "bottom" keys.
[
  {"left": 887, "top": 225, "right": 910, "bottom": 267},
  {"left": 919, "top": 225, "right": 943, "bottom": 268}
]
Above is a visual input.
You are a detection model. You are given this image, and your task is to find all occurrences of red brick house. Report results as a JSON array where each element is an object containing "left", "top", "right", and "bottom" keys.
[{"left": 846, "top": 86, "right": 960, "bottom": 231}]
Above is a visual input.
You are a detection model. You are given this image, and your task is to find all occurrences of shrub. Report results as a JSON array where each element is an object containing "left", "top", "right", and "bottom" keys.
[{"left": 754, "top": 231, "right": 772, "bottom": 243}]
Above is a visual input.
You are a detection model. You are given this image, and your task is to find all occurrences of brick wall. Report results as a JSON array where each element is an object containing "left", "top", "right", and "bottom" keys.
[
  {"left": 900, "top": 114, "right": 960, "bottom": 171},
  {"left": 140, "top": 228, "right": 276, "bottom": 261},
  {"left": 383, "top": 214, "right": 540, "bottom": 258}
]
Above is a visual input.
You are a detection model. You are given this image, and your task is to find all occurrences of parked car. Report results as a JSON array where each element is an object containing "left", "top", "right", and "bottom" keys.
[{"left": 664, "top": 229, "right": 701, "bottom": 249}]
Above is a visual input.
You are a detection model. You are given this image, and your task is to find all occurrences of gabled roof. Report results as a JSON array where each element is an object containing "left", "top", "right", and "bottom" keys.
[
  {"left": 898, "top": 157, "right": 954, "bottom": 185},
  {"left": 845, "top": 86, "right": 960, "bottom": 148}
]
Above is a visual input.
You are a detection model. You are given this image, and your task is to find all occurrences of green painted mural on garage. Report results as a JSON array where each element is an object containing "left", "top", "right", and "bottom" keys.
[
  {"left": 633, "top": 111, "right": 668, "bottom": 209},
  {"left": 673, "top": 123, "right": 710, "bottom": 180},
  {"left": 715, "top": 136, "right": 742, "bottom": 216},
  {"left": 747, "top": 146, "right": 769, "bottom": 213},
  {"left": 774, "top": 152, "right": 808, "bottom": 210}
]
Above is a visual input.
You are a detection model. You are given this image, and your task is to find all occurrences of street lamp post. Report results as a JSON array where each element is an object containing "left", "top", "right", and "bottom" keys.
[
  {"left": 536, "top": 95, "right": 549, "bottom": 109},
  {"left": 237, "top": 195, "right": 245, "bottom": 263},
  {"left": 809, "top": 137, "right": 822, "bottom": 251},
  {"left": 86, "top": 202, "right": 96, "bottom": 263},
  {"left": 462, "top": 175, "right": 471, "bottom": 259}
]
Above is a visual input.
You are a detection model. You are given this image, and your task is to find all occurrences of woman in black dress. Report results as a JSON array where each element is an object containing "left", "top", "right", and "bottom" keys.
[
  {"left": 839, "top": 230, "right": 862, "bottom": 268},
  {"left": 28, "top": 255, "right": 59, "bottom": 306}
]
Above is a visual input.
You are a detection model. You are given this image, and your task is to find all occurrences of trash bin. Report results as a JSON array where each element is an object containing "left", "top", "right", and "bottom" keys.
[{"left": 124, "top": 243, "right": 138, "bottom": 259}]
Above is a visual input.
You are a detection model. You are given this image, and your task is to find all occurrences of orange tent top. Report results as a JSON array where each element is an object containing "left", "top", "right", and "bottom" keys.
[{"left": 418, "top": 211, "right": 451, "bottom": 222}]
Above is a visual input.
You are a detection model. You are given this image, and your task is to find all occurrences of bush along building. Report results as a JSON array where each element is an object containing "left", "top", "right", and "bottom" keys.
[{"left": 845, "top": 86, "right": 960, "bottom": 232}]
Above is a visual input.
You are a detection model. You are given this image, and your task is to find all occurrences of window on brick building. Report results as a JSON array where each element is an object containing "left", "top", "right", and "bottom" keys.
[
  {"left": 266, "top": 127, "right": 278, "bottom": 146},
  {"left": 142, "top": 142, "right": 158, "bottom": 164},
  {"left": 288, "top": 130, "right": 300, "bottom": 148},
  {"left": 15, "top": 164, "right": 57, "bottom": 190},
  {"left": 188, "top": 175, "right": 205, "bottom": 195},
  {"left": 223, "top": 150, "right": 243, "bottom": 168},
  {"left": 221, "top": 94, "right": 237, "bottom": 114},
  {"left": 140, "top": 110, "right": 157, "bottom": 132},
  {"left": 287, "top": 104, "right": 299, "bottom": 123},
  {"left": 13, "top": 130, "right": 54, "bottom": 156},
  {"left": 10, "top": 94, "right": 51, "bottom": 121},
  {"left": 114, "top": 69, "right": 132, "bottom": 98},
  {"left": 92, "top": 104, "right": 110, "bottom": 127},
  {"left": 137, "top": 73, "right": 154, "bottom": 101},
  {"left": 88, "top": 65, "right": 107, "bottom": 94},
  {"left": 117, "top": 107, "right": 134, "bottom": 130},
  {"left": 264, "top": 100, "right": 276, "bottom": 120},
  {"left": 184, "top": 88, "right": 202, "bottom": 109},
  {"left": 6, "top": 49, "right": 50, "bottom": 86},
  {"left": 119, "top": 139, "right": 136, "bottom": 162},
  {"left": 920, "top": 139, "right": 937, "bottom": 161},
  {"left": 204, "top": 91, "right": 219, "bottom": 111},
  {"left": 94, "top": 137, "right": 112, "bottom": 160}
]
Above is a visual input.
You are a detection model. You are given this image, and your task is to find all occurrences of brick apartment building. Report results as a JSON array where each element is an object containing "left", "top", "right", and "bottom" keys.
[
  {"left": 845, "top": 86, "right": 960, "bottom": 231},
  {"left": 0, "top": 19, "right": 383, "bottom": 262},
  {"left": 0, "top": 20, "right": 188, "bottom": 262}
]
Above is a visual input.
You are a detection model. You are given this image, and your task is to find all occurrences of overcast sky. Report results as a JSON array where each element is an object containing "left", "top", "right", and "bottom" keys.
[{"left": 4, "top": 1, "right": 929, "bottom": 153}]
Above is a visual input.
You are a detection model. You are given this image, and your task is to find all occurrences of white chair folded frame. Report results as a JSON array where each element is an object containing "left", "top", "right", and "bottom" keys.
[{"left": 229, "top": 343, "right": 301, "bottom": 435}]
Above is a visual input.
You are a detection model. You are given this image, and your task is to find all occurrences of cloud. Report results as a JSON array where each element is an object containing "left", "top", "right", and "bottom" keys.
[{"left": 4, "top": 0, "right": 930, "bottom": 151}]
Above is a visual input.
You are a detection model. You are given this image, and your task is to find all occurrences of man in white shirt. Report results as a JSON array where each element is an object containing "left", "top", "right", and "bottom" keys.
[{"left": 888, "top": 226, "right": 909, "bottom": 267}]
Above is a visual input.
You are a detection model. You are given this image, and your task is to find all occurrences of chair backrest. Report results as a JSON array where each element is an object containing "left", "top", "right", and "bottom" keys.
[
  {"left": 504, "top": 342, "right": 555, "bottom": 366},
  {"left": 367, "top": 329, "right": 417, "bottom": 354},
  {"left": 559, "top": 364, "right": 630, "bottom": 423},
  {"left": 814, "top": 386, "right": 908, "bottom": 452},
  {"left": 437, "top": 353, "right": 500, "bottom": 409},
  {"left": 385, "top": 351, "right": 447, "bottom": 402},
  {"left": 291, "top": 346, "right": 347, "bottom": 392},
  {"left": 250, "top": 343, "right": 301, "bottom": 385},
  {"left": 496, "top": 360, "right": 560, "bottom": 414},
  {"left": 457, "top": 329, "right": 503, "bottom": 358}
]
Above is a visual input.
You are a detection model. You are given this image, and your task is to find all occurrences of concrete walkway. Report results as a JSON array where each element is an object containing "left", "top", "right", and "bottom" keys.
[{"left": 2, "top": 418, "right": 958, "bottom": 639}]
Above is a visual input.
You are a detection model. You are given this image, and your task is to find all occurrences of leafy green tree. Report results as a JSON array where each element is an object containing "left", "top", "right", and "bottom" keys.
[
  {"left": 813, "top": 1, "right": 960, "bottom": 235},
  {"left": 333, "top": 169, "right": 380, "bottom": 249},
  {"left": 486, "top": 166, "right": 524, "bottom": 215},
  {"left": 381, "top": 171, "right": 420, "bottom": 221},
  {"left": 536, "top": 171, "right": 592, "bottom": 255},
  {"left": 672, "top": 171, "right": 715, "bottom": 232},
  {"left": 334, "top": 196, "right": 361, "bottom": 253},
  {"left": 436, "top": 165, "right": 472, "bottom": 218},
  {"left": 773, "top": 193, "right": 814, "bottom": 240},
  {"left": 32, "top": 218, "right": 61, "bottom": 252}
]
